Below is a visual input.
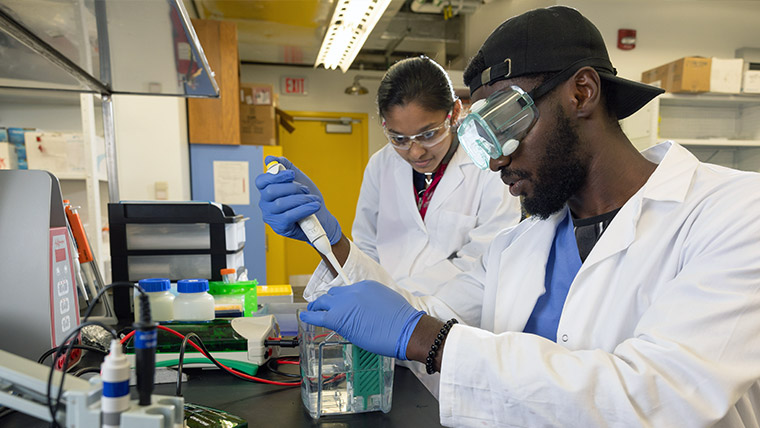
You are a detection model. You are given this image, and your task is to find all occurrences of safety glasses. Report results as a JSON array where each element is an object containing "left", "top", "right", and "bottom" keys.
[
  {"left": 457, "top": 86, "right": 539, "bottom": 169},
  {"left": 382, "top": 112, "right": 452, "bottom": 151}
]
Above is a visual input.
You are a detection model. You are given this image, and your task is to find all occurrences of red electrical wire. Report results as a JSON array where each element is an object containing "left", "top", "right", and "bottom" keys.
[{"left": 121, "top": 325, "right": 300, "bottom": 386}]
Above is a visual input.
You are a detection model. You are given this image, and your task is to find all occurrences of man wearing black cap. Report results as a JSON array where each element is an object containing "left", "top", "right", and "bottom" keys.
[{"left": 259, "top": 6, "right": 760, "bottom": 426}]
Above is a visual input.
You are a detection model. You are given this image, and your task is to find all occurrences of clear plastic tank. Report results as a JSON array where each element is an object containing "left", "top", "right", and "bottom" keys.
[{"left": 298, "top": 312, "right": 394, "bottom": 419}]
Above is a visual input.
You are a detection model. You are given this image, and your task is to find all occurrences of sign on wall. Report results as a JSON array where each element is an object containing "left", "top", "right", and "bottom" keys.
[
  {"left": 280, "top": 76, "right": 308, "bottom": 96},
  {"left": 213, "top": 160, "right": 250, "bottom": 205}
]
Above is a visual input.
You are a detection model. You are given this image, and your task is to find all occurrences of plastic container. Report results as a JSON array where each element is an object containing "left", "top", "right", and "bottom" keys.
[
  {"left": 126, "top": 250, "right": 244, "bottom": 281},
  {"left": 298, "top": 312, "right": 394, "bottom": 419},
  {"left": 111, "top": 201, "right": 247, "bottom": 253},
  {"left": 208, "top": 280, "right": 258, "bottom": 318},
  {"left": 125, "top": 222, "right": 245, "bottom": 251},
  {"left": 135, "top": 278, "right": 175, "bottom": 322},
  {"left": 261, "top": 302, "right": 307, "bottom": 336},
  {"left": 220, "top": 268, "right": 237, "bottom": 284},
  {"left": 173, "top": 279, "right": 215, "bottom": 321},
  {"left": 257, "top": 284, "right": 294, "bottom": 304}
]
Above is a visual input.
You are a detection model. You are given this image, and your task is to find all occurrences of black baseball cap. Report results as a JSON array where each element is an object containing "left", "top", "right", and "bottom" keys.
[{"left": 467, "top": 6, "right": 664, "bottom": 119}]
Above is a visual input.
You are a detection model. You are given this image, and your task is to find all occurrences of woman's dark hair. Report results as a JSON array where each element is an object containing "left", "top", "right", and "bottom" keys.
[{"left": 377, "top": 56, "right": 455, "bottom": 118}]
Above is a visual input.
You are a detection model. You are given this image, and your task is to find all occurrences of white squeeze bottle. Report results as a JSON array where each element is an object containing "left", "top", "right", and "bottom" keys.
[
  {"left": 173, "top": 278, "right": 215, "bottom": 321},
  {"left": 135, "top": 278, "right": 174, "bottom": 322}
]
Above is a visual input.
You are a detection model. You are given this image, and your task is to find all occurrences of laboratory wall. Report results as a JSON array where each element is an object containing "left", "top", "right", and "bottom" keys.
[
  {"left": 107, "top": 0, "right": 179, "bottom": 94},
  {"left": 112, "top": 96, "right": 191, "bottom": 201},
  {"left": 463, "top": 0, "right": 555, "bottom": 64},
  {"left": 462, "top": 0, "right": 760, "bottom": 81},
  {"left": 0, "top": 100, "right": 82, "bottom": 132},
  {"left": 566, "top": 0, "right": 760, "bottom": 81},
  {"left": 107, "top": 0, "right": 192, "bottom": 202},
  {"left": 240, "top": 64, "right": 388, "bottom": 155},
  {"left": 189, "top": 144, "right": 266, "bottom": 284}
]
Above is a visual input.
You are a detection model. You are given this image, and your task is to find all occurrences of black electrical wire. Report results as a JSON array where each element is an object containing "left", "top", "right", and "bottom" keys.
[
  {"left": 46, "top": 321, "right": 117, "bottom": 427},
  {"left": 81, "top": 281, "right": 146, "bottom": 322},
  {"left": 0, "top": 407, "right": 16, "bottom": 420},
  {"left": 165, "top": 331, "right": 300, "bottom": 388},
  {"left": 265, "top": 358, "right": 301, "bottom": 379},
  {"left": 276, "top": 356, "right": 300, "bottom": 363},
  {"left": 37, "top": 344, "right": 108, "bottom": 364},
  {"left": 263, "top": 337, "right": 299, "bottom": 347},
  {"left": 50, "top": 321, "right": 117, "bottom": 425},
  {"left": 46, "top": 282, "right": 145, "bottom": 427},
  {"left": 176, "top": 332, "right": 202, "bottom": 396},
  {"left": 71, "top": 367, "right": 102, "bottom": 377}
]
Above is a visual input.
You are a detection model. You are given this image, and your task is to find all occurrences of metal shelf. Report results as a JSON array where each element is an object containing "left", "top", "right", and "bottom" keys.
[
  {"left": 0, "top": 87, "right": 83, "bottom": 106},
  {"left": 56, "top": 173, "right": 108, "bottom": 182},
  {"left": 659, "top": 92, "right": 760, "bottom": 107},
  {"left": 658, "top": 138, "right": 760, "bottom": 147}
]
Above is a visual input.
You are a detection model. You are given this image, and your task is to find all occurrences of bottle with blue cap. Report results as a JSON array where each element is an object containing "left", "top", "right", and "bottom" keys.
[
  {"left": 135, "top": 278, "right": 175, "bottom": 322},
  {"left": 174, "top": 278, "right": 215, "bottom": 321}
]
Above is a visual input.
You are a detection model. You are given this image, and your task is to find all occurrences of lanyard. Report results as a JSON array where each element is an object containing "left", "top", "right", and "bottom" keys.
[
  {"left": 415, "top": 162, "right": 449, "bottom": 220},
  {"left": 413, "top": 136, "right": 459, "bottom": 220}
]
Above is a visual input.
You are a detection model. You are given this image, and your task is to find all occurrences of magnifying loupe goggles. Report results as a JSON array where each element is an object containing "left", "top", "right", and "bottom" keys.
[{"left": 457, "top": 85, "right": 539, "bottom": 170}]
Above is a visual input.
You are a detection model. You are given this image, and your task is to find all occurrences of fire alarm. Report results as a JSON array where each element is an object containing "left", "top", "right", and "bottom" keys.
[{"left": 618, "top": 29, "right": 636, "bottom": 50}]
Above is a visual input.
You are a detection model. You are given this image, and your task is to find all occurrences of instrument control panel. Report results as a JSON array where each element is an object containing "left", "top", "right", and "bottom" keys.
[{"left": 50, "top": 227, "right": 79, "bottom": 347}]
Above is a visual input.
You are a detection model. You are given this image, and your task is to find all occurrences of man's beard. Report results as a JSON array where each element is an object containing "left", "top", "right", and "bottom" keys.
[{"left": 521, "top": 106, "right": 588, "bottom": 219}]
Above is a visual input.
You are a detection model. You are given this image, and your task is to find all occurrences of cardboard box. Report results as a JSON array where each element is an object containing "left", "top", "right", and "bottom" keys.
[
  {"left": 641, "top": 56, "right": 744, "bottom": 94},
  {"left": 735, "top": 47, "right": 760, "bottom": 93},
  {"left": 709, "top": 58, "right": 743, "bottom": 93},
  {"left": 641, "top": 57, "right": 711, "bottom": 93},
  {"left": 24, "top": 131, "right": 106, "bottom": 177},
  {"left": 239, "top": 82, "right": 294, "bottom": 145},
  {"left": 239, "top": 82, "right": 278, "bottom": 145},
  {"left": 8, "top": 127, "right": 32, "bottom": 169},
  {"left": 240, "top": 104, "right": 277, "bottom": 145},
  {"left": 25, "top": 131, "right": 84, "bottom": 175},
  {"left": 0, "top": 142, "right": 17, "bottom": 170},
  {"left": 741, "top": 62, "right": 760, "bottom": 93},
  {"left": 240, "top": 83, "right": 274, "bottom": 106}
]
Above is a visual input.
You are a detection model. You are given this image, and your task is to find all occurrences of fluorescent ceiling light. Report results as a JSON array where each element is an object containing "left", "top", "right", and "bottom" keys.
[{"left": 315, "top": 0, "right": 392, "bottom": 72}]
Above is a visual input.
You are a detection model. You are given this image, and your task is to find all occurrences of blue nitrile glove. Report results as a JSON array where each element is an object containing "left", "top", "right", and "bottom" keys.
[
  {"left": 255, "top": 156, "right": 342, "bottom": 245},
  {"left": 299, "top": 280, "right": 425, "bottom": 360}
]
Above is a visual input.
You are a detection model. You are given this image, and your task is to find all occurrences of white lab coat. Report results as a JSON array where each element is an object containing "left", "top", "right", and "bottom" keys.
[
  {"left": 330, "top": 142, "right": 521, "bottom": 398},
  {"left": 350, "top": 142, "right": 522, "bottom": 296},
  {"left": 305, "top": 141, "right": 760, "bottom": 427}
]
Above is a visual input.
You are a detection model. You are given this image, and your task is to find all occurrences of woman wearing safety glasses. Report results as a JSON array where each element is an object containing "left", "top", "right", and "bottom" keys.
[
  {"left": 351, "top": 56, "right": 521, "bottom": 301},
  {"left": 345, "top": 56, "right": 522, "bottom": 395}
]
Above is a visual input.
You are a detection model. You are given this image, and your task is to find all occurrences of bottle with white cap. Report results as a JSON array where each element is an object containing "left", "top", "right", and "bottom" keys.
[
  {"left": 100, "top": 339, "right": 130, "bottom": 428},
  {"left": 135, "top": 278, "right": 175, "bottom": 322},
  {"left": 173, "top": 278, "right": 215, "bottom": 321}
]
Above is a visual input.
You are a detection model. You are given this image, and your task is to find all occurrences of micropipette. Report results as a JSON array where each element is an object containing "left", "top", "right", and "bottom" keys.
[{"left": 266, "top": 162, "right": 351, "bottom": 284}]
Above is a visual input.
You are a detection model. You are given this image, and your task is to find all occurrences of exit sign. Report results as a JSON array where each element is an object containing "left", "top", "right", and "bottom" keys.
[{"left": 281, "top": 76, "right": 308, "bottom": 95}]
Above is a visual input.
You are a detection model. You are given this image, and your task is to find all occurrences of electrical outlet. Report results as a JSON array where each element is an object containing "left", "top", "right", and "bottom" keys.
[{"left": 155, "top": 181, "right": 168, "bottom": 200}]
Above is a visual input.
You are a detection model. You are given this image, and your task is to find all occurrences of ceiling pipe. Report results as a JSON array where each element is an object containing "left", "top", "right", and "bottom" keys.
[
  {"left": 409, "top": 0, "right": 480, "bottom": 15},
  {"left": 384, "top": 27, "right": 411, "bottom": 64}
]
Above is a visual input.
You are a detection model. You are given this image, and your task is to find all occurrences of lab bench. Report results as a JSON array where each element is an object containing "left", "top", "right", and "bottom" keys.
[{"left": 3, "top": 365, "right": 443, "bottom": 427}]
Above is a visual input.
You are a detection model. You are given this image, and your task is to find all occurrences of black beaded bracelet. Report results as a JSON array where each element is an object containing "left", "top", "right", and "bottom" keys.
[{"left": 425, "top": 318, "right": 458, "bottom": 375}]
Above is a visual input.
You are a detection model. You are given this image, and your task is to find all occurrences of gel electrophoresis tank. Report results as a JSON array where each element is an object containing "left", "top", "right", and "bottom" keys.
[{"left": 298, "top": 315, "right": 394, "bottom": 419}]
